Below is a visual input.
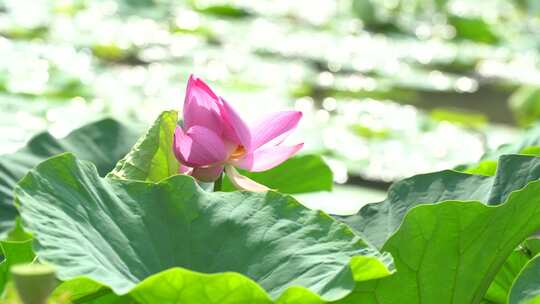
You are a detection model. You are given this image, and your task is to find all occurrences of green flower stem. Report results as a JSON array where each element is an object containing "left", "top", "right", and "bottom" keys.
[{"left": 213, "top": 173, "right": 223, "bottom": 192}]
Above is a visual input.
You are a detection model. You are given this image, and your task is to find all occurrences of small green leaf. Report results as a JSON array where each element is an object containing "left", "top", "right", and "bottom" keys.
[
  {"left": 108, "top": 110, "right": 179, "bottom": 182},
  {"left": 223, "top": 155, "right": 333, "bottom": 194}
]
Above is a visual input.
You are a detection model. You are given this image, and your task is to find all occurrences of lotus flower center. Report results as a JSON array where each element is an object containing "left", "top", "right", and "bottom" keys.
[{"left": 229, "top": 145, "right": 246, "bottom": 160}]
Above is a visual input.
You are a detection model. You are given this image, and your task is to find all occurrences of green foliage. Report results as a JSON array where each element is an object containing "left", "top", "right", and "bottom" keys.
[
  {"left": 15, "top": 154, "right": 391, "bottom": 303},
  {"left": 14, "top": 147, "right": 540, "bottom": 304},
  {"left": 7, "top": 110, "right": 540, "bottom": 304},
  {"left": 9, "top": 132, "right": 540, "bottom": 303}
]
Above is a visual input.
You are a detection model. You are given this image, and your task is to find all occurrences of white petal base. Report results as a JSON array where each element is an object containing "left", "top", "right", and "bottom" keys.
[{"left": 225, "top": 165, "right": 270, "bottom": 192}]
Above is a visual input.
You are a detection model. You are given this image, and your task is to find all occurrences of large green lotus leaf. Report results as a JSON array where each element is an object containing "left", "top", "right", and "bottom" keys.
[
  {"left": 107, "top": 110, "right": 179, "bottom": 182},
  {"left": 338, "top": 179, "right": 540, "bottom": 303},
  {"left": 15, "top": 153, "right": 392, "bottom": 303},
  {"left": 338, "top": 154, "right": 540, "bottom": 248},
  {"left": 222, "top": 154, "right": 333, "bottom": 194},
  {"left": 509, "top": 254, "right": 540, "bottom": 304},
  {"left": 0, "top": 118, "right": 139, "bottom": 237},
  {"left": 108, "top": 110, "right": 333, "bottom": 194}
]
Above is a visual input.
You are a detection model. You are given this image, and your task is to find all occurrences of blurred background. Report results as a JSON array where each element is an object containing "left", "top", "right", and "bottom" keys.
[{"left": 1, "top": 0, "right": 539, "bottom": 209}]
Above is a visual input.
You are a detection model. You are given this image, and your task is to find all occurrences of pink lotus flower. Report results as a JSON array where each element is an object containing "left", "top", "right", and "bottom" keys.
[{"left": 173, "top": 75, "right": 303, "bottom": 191}]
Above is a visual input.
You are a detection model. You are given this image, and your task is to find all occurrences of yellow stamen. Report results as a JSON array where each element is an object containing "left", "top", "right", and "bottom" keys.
[{"left": 229, "top": 145, "right": 246, "bottom": 160}]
